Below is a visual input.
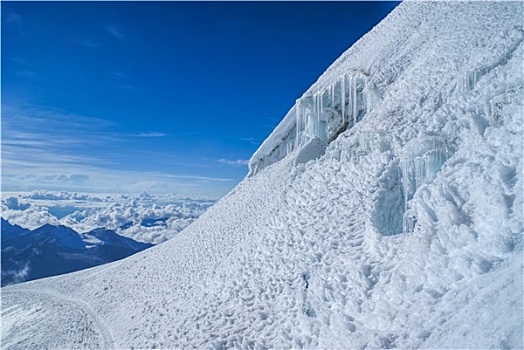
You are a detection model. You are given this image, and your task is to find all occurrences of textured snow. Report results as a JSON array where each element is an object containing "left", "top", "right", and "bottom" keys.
[{"left": 2, "top": 1, "right": 523, "bottom": 349}]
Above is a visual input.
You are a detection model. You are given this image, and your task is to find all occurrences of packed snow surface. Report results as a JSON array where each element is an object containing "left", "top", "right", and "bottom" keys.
[{"left": 2, "top": 1, "right": 523, "bottom": 349}]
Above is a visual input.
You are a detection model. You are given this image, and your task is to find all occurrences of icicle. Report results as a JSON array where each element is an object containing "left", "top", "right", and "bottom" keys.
[
  {"left": 354, "top": 77, "right": 357, "bottom": 122},
  {"left": 318, "top": 93, "right": 322, "bottom": 140},
  {"left": 398, "top": 137, "right": 454, "bottom": 232},
  {"left": 295, "top": 99, "right": 301, "bottom": 147},
  {"left": 250, "top": 70, "right": 383, "bottom": 175},
  {"left": 341, "top": 76, "right": 346, "bottom": 125}
]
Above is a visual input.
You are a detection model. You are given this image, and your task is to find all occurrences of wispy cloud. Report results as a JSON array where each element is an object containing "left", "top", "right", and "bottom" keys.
[
  {"left": 133, "top": 132, "right": 166, "bottom": 138},
  {"left": 17, "top": 174, "right": 90, "bottom": 184},
  {"left": 238, "top": 137, "right": 260, "bottom": 145},
  {"left": 9, "top": 166, "right": 232, "bottom": 191},
  {"left": 107, "top": 25, "right": 125, "bottom": 40},
  {"left": 109, "top": 71, "right": 129, "bottom": 79},
  {"left": 81, "top": 39, "right": 98, "bottom": 47},
  {"left": 163, "top": 173, "right": 233, "bottom": 182},
  {"left": 1, "top": 104, "right": 235, "bottom": 196},
  {"left": 66, "top": 37, "right": 99, "bottom": 48},
  {"left": 114, "top": 84, "right": 139, "bottom": 91},
  {"left": 3, "top": 163, "right": 232, "bottom": 196},
  {"left": 10, "top": 57, "right": 28, "bottom": 64},
  {"left": 218, "top": 159, "right": 249, "bottom": 166},
  {"left": 2, "top": 264, "right": 30, "bottom": 285},
  {"left": 1, "top": 107, "right": 118, "bottom": 164},
  {"left": 5, "top": 11, "right": 23, "bottom": 26},
  {"left": 15, "top": 70, "right": 37, "bottom": 78},
  {"left": 2, "top": 105, "right": 134, "bottom": 190},
  {"left": 3, "top": 105, "right": 116, "bottom": 131}
]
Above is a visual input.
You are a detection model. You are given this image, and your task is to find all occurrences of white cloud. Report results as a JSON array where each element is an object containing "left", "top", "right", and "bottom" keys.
[
  {"left": 108, "top": 71, "right": 129, "bottom": 79},
  {"left": 1, "top": 104, "right": 236, "bottom": 197},
  {"left": 5, "top": 197, "right": 30, "bottom": 210},
  {"left": 2, "top": 264, "right": 30, "bottom": 285},
  {"left": 163, "top": 173, "right": 233, "bottom": 182},
  {"left": 1, "top": 191, "right": 216, "bottom": 244},
  {"left": 5, "top": 11, "right": 23, "bottom": 25},
  {"left": 218, "top": 159, "right": 249, "bottom": 166},
  {"left": 26, "top": 190, "right": 91, "bottom": 201},
  {"left": 107, "top": 25, "right": 125, "bottom": 40},
  {"left": 238, "top": 137, "right": 260, "bottom": 145},
  {"left": 15, "top": 71, "right": 37, "bottom": 78},
  {"left": 18, "top": 174, "right": 90, "bottom": 184},
  {"left": 134, "top": 132, "right": 166, "bottom": 137}
]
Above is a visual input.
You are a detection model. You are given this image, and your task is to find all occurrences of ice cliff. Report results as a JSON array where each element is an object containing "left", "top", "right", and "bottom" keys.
[
  {"left": 2, "top": 2, "right": 522, "bottom": 349},
  {"left": 249, "top": 71, "right": 379, "bottom": 176}
]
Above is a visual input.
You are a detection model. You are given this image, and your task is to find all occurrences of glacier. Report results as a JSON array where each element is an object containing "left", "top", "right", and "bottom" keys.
[{"left": 2, "top": 1, "right": 523, "bottom": 349}]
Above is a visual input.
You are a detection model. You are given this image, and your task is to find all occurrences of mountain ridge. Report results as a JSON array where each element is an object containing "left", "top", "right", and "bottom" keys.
[{"left": 1, "top": 218, "right": 152, "bottom": 286}]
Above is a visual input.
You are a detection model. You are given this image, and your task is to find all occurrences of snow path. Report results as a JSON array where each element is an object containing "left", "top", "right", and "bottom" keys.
[
  {"left": 2, "top": 288, "right": 115, "bottom": 349},
  {"left": 1, "top": 1, "right": 523, "bottom": 349}
]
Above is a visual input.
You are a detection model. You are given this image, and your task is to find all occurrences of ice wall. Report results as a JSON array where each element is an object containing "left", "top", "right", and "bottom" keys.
[
  {"left": 398, "top": 137, "right": 453, "bottom": 232},
  {"left": 249, "top": 72, "right": 380, "bottom": 176}
]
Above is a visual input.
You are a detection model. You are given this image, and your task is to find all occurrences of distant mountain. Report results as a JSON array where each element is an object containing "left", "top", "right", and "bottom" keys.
[
  {"left": 1, "top": 218, "right": 29, "bottom": 239},
  {"left": 82, "top": 228, "right": 155, "bottom": 263},
  {"left": 1, "top": 218, "right": 152, "bottom": 286}
]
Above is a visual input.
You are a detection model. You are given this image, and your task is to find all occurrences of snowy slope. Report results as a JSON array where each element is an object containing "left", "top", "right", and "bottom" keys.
[{"left": 2, "top": 1, "right": 523, "bottom": 349}]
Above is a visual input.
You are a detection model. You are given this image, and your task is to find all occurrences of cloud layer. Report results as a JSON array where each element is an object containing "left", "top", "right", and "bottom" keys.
[
  {"left": 2, "top": 105, "right": 237, "bottom": 197},
  {"left": 1, "top": 191, "right": 216, "bottom": 244}
]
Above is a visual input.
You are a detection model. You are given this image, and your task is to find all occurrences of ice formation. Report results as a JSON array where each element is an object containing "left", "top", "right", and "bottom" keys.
[
  {"left": 294, "top": 137, "right": 326, "bottom": 166},
  {"left": 249, "top": 72, "right": 380, "bottom": 175},
  {"left": 398, "top": 137, "right": 453, "bottom": 233}
]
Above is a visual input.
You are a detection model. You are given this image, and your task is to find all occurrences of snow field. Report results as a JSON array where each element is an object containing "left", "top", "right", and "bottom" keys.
[{"left": 2, "top": 289, "right": 113, "bottom": 349}]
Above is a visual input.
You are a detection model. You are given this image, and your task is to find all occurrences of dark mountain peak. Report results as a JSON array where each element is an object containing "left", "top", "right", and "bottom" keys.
[
  {"left": 31, "top": 224, "right": 85, "bottom": 250},
  {"left": 2, "top": 223, "right": 153, "bottom": 286},
  {"left": 84, "top": 228, "right": 153, "bottom": 251},
  {"left": 2, "top": 217, "right": 24, "bottom": 229},
  {"left": 36, "top": 223, "right": 72, "bottom": 232},
  {"left": 1, "top": 218, "right": 30, "bottom": 239}
]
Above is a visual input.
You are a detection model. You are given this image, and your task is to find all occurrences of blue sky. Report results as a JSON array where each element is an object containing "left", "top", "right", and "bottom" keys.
[{"left": 2, "top": 1, "right": 399, "bottom": 197}]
